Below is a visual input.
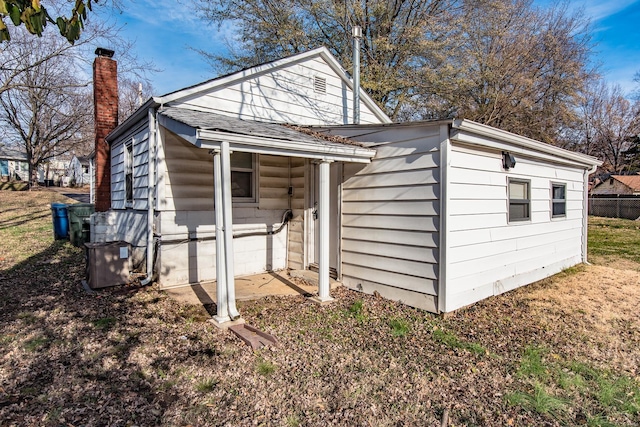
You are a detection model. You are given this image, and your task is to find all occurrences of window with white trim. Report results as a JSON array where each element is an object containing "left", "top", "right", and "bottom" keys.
[
  {"left": 230, "top": 152, "right": 256, "bottom": 202},
  {"left": 125, "top": 143, "right": 133, "bottom": 206},
  {"left": 551, "top": 183, "right": 566, "bottom": 218},
  {"left": 508, "top": 179, "right": 530, "bottom": 222}
]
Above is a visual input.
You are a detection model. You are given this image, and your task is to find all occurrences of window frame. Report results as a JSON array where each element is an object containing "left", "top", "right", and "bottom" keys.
[
  {"left": 508, "top": 178, "right": 531, "bottom": 223},
  {"left": 551, "top": 182, "right": 567, "bottom": 218},
  {"left": 125, "top": 142, "right": 133, "bottom": 208},
  {"left": 230, "top": 152, "right": 258, "bottom": 204}
]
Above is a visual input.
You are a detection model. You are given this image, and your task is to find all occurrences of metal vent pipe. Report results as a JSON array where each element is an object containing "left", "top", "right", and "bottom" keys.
[{"left": 352, "top": 25, "right": 362, "bottom": 125}]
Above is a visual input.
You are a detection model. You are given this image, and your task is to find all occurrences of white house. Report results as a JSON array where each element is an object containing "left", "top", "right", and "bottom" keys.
[
  {"left": 67, "top": 155, "right": 91, "bottom": 187},
  {"left": 90, "top": 47, "right": 600, "bottom": 322}
]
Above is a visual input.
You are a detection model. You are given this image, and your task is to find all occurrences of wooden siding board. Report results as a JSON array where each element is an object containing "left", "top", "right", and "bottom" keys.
[
  {"left": 342, "top": 213, "right": 438, "bottom": 232},
  {"left": 342, "top": 184, "right": 438, "bottom": 201},
  {"left": 344, "top": 169, "right": 439, "bottom": 188},
  {"left": 342, "top": 200, "right": 438, "bottom": 216},
  {"left": 341, "top": 264, "right": 437, "bottom": 295},
  {"left": 342, "top": 240, "right": 437, "bottom": 263}
]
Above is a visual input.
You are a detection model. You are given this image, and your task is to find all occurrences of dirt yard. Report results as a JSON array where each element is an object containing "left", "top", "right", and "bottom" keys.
[{"left": 0, "top": 190, "right": 638, "bottom": 426}]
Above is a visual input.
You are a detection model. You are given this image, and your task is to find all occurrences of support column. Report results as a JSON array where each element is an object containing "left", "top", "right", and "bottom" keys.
[
  {"left": 220, "top": 142, "right": 241, "bottom": 319},
  {"left": 313, "top": 160, "right": 334, "bottom": 303},
  {"left": 212, "top": 149, "right": 229, "bottom": 323}
]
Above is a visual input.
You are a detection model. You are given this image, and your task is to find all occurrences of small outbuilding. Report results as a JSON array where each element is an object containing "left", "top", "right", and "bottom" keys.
[
  {"left": 0, "top": 146, "right": 28, "bottom": 181},
  {"left": 90, "top": 47, "right": 600, "bottom": 321}
]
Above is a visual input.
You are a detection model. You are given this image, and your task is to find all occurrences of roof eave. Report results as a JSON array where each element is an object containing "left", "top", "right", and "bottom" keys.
[
  {"left": 452, "top": 119, "right": 602, "bottom": 169},
  {"left": 105, "top": 98, "right": 159, "bottom": 143},
  {"left": 196, "top": 129, "right": 376, "bottom": 163}
]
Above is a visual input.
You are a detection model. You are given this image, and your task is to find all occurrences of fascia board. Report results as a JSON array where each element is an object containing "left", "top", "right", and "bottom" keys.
[
  {"left": 157, "top": 114, "right": 198, "bottom": 146},
  {"left": 453, "top": 119, "right": 602, "bottom": 168},
  {"left": 196, "top": 129, "right": 376, "bottom": 163},
  {"left": 106, "top": 98, "right": 158, "bottom": 143}
]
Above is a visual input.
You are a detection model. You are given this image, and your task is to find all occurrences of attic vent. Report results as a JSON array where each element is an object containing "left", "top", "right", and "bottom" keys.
[{"left": 314, "top": 76, "right": 326, "bottom": 94}]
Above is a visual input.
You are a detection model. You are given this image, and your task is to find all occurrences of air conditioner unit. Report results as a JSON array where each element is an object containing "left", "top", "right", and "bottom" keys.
[{"left": 85, "top": 241, "right": 131, "bottom": 289}]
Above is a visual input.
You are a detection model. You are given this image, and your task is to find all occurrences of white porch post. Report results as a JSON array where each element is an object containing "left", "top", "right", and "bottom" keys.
[
  {"left": 212, "top": 149, "right": 229, "bottom": 323},
  {"left": 316, "top": 159, "right": 334, "bottom": 303},
  {"left": 220, "top": 141, "right": 241, "bottom": 319}
]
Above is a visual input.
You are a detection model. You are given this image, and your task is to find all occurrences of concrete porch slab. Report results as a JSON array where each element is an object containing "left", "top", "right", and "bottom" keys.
[{"left": 164, "top": 270, "right": 340, "bottom": 308}]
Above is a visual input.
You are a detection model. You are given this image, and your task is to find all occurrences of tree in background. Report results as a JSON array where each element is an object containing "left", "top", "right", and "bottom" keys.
[
  {"left": 570, "top": 81, "right": 640, "bottom": 174},
  {"left": 0, "top": 14, "right": 154, "bottom": 188},
  {"left": 195, "top": 0, "right": 593, "bottom": 142},
  {"left": 195, "top": 0, "right": 458, "bottom": 120},
  {"left": 0, "top": 28, "right": 92, "bottom": 186}
]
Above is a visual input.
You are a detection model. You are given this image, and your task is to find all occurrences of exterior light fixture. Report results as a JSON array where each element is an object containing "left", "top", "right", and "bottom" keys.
[{"left": 502, "top": 151, "right": 516, "bottom": 170}]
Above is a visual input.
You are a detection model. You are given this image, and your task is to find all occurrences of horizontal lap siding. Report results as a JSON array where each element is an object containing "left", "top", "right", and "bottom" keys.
[
  {"left": 170, "top": 58, "right": 380, "bottom": 125},
  {"left": 111, "top": 123, "right": 149, "bottom": 210},
  {"left": 340, "top": 125, "right": 442, "bottom": 299},
  {"left": 158, "top": 133, "right": 292, "bottom": 287},
  {"left": 446, "top": 143, "right": 586, "bottom": 311},
  {"left": 288, "top": 157, "right": 306, "bottom": 270}
]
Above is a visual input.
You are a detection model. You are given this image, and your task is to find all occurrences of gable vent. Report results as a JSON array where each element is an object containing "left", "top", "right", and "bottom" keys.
[{"left": 314, "top": 76, "right": 327, "bottom": 94}]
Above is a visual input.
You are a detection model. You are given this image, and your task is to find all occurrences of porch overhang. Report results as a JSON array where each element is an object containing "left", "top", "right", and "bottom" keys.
[{"left": 157, "top": 107, "right": 376, "bottom": 163}]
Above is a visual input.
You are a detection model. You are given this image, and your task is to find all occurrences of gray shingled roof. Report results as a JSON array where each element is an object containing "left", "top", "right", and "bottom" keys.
[
  {"left": 158, "top": 107, "right": 364, "bottom": 148},
  {"left": 0, "top": 146, "right": 27, "bottom": 161}
]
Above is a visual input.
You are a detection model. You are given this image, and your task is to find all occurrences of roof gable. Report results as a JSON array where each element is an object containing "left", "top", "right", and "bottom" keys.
[
  {"left": 155, "top": 47, "right": 390, "bottom": 125},
  {"left": 612, "top": 175, "right": 640, "bottom": 191}
]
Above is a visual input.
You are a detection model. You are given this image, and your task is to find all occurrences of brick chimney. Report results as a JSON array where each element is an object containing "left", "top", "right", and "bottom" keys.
[{"left": 93, "top": 48, "right": 118, "bottom": 212}]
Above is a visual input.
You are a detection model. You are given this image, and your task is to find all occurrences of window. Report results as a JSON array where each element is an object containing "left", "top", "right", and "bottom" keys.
[
  {"left": 230, "top": 152, "right": 256, "bottom": 202},
  {"left": 551, "top": 183, "right": 566, "bottom": 218},
  {"left": 508, "top": 179, "right": 530, "bottom": 222},
  {"left": 125, "top": 143, "right": 133, "bottom": 205}
]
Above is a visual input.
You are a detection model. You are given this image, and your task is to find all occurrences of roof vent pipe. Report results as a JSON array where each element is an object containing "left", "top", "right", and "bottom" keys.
[{"left": 352, "top": 25, "right": 362, "bottom": 125}]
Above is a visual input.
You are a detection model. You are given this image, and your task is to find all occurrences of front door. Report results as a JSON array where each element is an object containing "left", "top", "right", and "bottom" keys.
[{"left": 310, "top": 162, "right": 341, "bottom": 277}]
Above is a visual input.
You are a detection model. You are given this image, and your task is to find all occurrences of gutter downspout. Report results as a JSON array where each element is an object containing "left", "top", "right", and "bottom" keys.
[
  {"left": 140, "top": 108, "right": 157, "bottom": 286},
  {"left": 582, "top": 163, "right": 598, "bottom": 264}
]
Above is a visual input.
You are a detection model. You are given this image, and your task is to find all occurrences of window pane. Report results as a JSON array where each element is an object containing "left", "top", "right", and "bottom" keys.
[
  {"left": 231, "top": 171, "right": 252, "bottom": 197},
  {"left": 552, "top": 185, "right": 565, "bottom": 200},
  {"left": 509, "top": 203, "right": 529, "bottom": 220},
  {"left": 509, "top": 181, "right": 527, "bottom": 200},
  {"left": 552, "top": 202, "right": 566, "bottom": 216},
  {"left": 230, "top": 152, "right": 253, "bottom": 169}
]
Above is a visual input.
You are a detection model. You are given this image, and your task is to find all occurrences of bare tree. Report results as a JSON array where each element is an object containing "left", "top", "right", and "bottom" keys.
[
  {"left": 0, "top": 28, "right": 92, "bottom": 186},
  {"left": 0, "top": 15, "right": 155, "bottom": 188},
  {"left": 118, "top": 77, "right": 155, "bottom": 122},
  {"left": 590, "top": 84, "right": 640, "bottom": 174},
  {"left": 195, "top": 0, "right": 459, "bottom": 120}
]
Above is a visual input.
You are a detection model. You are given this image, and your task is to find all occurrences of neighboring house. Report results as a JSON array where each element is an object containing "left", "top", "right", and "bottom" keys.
[
  {"left": 591, "top": 175, "right": 640, "bottom": 195},
  {"left": 39, "top": 157, "right": 69, "bottom": 185},
  {"left": 90, "top": 47, "right": 600, "bottom": 322},
  {"left": 0, "top": 146, "right": 29, "bottom": 181},
  {"left": 67, "top": 155, "right": 91, "bottom": 187}
]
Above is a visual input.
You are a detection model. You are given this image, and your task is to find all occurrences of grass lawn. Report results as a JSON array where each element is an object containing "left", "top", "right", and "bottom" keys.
[{"left": 0, "top": 192, "right": 639, "bottom": 426}]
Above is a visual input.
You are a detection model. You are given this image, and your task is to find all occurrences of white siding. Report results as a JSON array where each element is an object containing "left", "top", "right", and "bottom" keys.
[
  {"left": 288, "top": 157, "right": 306, "bottom": 270},
  {"left": 111, "top": 142, "right": 125, "bottom": 209},
  {"left": 156, "top": 131, "right": 293, "bottom": 287},
  {"left": 445, "top": 142, "right": 587, "bottom": 311},
  {"left": 331, "top": 124, "right": 442, "bottom": 312},
  {"left": 168, "top": 57, "right": 381, "bottom": 125},
  {"left": 110, "top": 122, "right": 149, "bottom": 210}
]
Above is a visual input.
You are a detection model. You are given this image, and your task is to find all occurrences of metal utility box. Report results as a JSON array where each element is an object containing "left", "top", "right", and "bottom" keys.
[{"left": 85, "top": 241, "right": 130, "bottom": 289}]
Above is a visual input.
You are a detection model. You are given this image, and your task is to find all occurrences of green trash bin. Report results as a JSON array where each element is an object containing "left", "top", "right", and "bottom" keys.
[{"left": 67, "top": 203, "right": 95, "bottom": 247}]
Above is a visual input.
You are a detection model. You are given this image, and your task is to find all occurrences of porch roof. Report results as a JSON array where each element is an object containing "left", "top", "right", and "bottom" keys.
[{"left": 157, "top": 107, "right": 376, "bottom": 163}]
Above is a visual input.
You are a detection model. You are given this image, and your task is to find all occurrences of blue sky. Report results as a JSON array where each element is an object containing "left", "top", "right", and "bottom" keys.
[{"left": 99, "top": 0, "right": 640, "bottom": 96}]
